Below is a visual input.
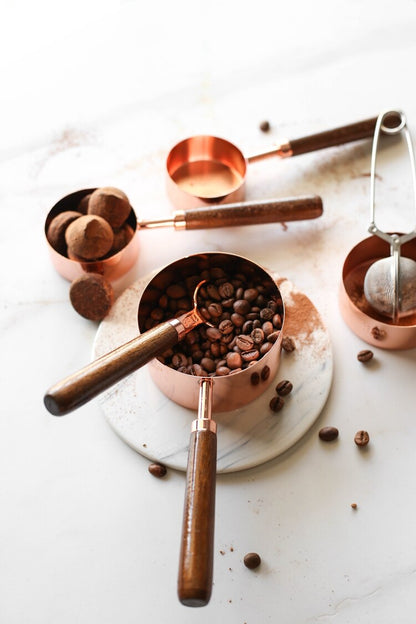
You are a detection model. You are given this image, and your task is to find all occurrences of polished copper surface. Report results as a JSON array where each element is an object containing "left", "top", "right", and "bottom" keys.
[
  {"left": 339, "top": 235, "right": 416, "bottom": 349},
  {"left": 45, "top": 188, "right": 140, "bottom": 283},
  {"left": 138, "top": 252, "right": 284, "bottom": 412}
]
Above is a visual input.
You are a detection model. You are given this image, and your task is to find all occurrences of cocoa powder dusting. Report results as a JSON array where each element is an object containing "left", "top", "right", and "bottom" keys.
[{"left": 284, "top": 291, "right": 322, "bottom": 347}]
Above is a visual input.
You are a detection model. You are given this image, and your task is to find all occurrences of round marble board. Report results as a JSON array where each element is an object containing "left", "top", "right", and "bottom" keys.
[{"left": 93, "top": 271, "right": 333, "bottom": 473}]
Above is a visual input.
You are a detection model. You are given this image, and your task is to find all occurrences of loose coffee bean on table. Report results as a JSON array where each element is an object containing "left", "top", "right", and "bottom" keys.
[
  {"left": 269, "top": 396, "right": 284, "bottom": 412},
  {"left": 354, "top": 430, "right": 370, "bottom": 447},
  {"left": 149, "top": 265, "right": 283, "bottom": 378},
  {"left": 282, "top": 336, "right": 296, "bottom": 352},
  {"left": 148, "top": 462, "right": 167, "bottom": 478},
  {"left": 319, "top": 426, "right": 339, "bottom": 442},
  {"left": 244, "top": 552, "right": 262, "bottom": 569},
  {"left": 357, "top": 349, "right": 374, "bottom": 363},
  {"left": 276, "top": 380, "right": 293, "bottom": 396}
]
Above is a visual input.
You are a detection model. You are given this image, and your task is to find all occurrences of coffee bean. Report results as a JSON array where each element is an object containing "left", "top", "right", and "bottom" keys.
[
  {"left": 218, "top": 319, "right": 234, "bottom": 335},
  {"left": 269, "top": 396, "right": 284, "bottom": 412},
  {"left": 262, "top": 321, "right": 274, "bottom": 336},
  {"left": 242, "top": 349, "right": 259, "bottom": 362},
  {"left": 208, "top": 302, "right": 223, "bottom": 318},
  {"left": 206, "top": 327, "right": 222, "bottom": 341},
  {"left": 226, "top": 352, "right": 243, "bottom": 369},
  {"left": 243, "top": 320, "right": 254, "bottom": 334},
  {"left": 259, "top": 342, "right": 273, "bottom": 355},
  {"left": 282, "top": 336, "right": 296, "bottom": 352},
  {"left": 244, "top": 552, "right": 261, "bottom": 569},
  {"left": 276, "top": 380, "right": 293, "bottom": 396},
  {"left": 244, "top": 288, "right": 258, "bottom": 302},
  {"left": 216, "top": 366, "right": 231, "bottom": 376},
  {"left": 236, "top": 334, "right": 254, "bottom": 351},
  {"left": 357, "top": 349, "right": 373, "bottom": 363},
  {"left": 201, "top": 357, "right": 216, "bottom": 373},
  {"left": 148, "top": 463, "right": 167, "bottom": 478},
  {"left": 251, "top": 328, "right": 264, "bottom": 344},
  {"left": 371, "top": 326, "right": 386, "bottom": 340},
  {"left": 218, "top": 282, "right": 235, "bottom": 298},
  {"left": 318, "top": 426, "right": 339, "bottom": 441},
  {"left": 260, "top": 307, "right": 274, "bottom": 320},
  {"left": 259, "top": 119, "right": 270, "bottom": 132},
  {"left": 207, "top": 283, "right": 221, "bottom": 301},
  {"left": 267, "top": 331, "right": 280, "bottom": 343},
  {"left": 166, "top": 284, "right": 186, "bottom": 299},
  {"left": 272, "top": 313, "right": 283, "bottom": 328},
  {"left": 233, "top": 299, "right": 251, "bottom": 315},
  {"left": 172, "top": 353, "right": 187, "bottom": 368},
  {"left": 354, "top": 430, "right": 370, "bottom": 447},
  {"left": 231, "top": 312, "right": 245, "bottom": 327}
]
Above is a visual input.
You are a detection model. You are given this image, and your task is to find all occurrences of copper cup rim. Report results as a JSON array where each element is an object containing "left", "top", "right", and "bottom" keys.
[
  {"left": 137, "top": 251, "right": 284, "bottom": 399},
  {"left": 44, "top": 188, "right": 139, "bottom": 282}
]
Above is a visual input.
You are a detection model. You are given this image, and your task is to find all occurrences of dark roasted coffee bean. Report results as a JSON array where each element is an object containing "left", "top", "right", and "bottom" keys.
[
  {"left": 229, "top": 367, "right": 242, "bottom": 374},
  {"left": 357, "top": 350, "right": 373, "bottom": 363},
  {"left": 218, "top": 282, "right": 234, "bottom": 298},
  {"left": 210, "top": 267, "right": 226, "bottom": 279},
  {"left": 148, "top": 463, "right": 167, "bottom": 478},
  {"left": 159, "top": 294, "right": 168, "bottom": 309},
  {"left": 207, "top": 284, "right": 221, "bottom": 301},
  {"left": 172, "top": 353, "right": 188, "bottom": 368},
  {"left": 241, "top": 349, "right": 259, "bottom": 362},
  {"left": 244, "top": 288, "right": 258, "bottom": 302},
  {"left": 282, "top": 336, "right": 296, "bottom": 352},
  {"left": 219, "top": 319, "right": 234, "bottom": 334},
  {"left": 259, "top": 119, "right": 270, "bottom": 132},
  {"left": 242, "top": 320, "right": 254, "bottom": 334},
  {"left": 262, "top": 321, "right": 273, "bottom": 336},
  {"left": 246, "top": 312, "right": 259, "bottom": 320},
  {"left": 267, "top": 331, "right": 280, "bottom": 343},
  {"left": 216, "top": 366, "right": 230, "bottom": 376},
  {"left": 269, "top": 396, "right": 284, "bottom": 412},
  {"left": 231, "top": 312, "right": 245, "bottom": 327},
  {"left": 166, "top": 284, "right": 186, "bottom": 299},
  {"left": 354, "top": 430, "right": 370, "bottom": 446},
  {"left": 150, "top": 307, "right": 164, "bottom": 321},
  {"left": 267, "top": 300, "right": 278, "bottom": 312},
  {"left": 189, "top": 364, "right": 205, "bottom": 376},
  {"left": 206, "top": 327, "right": 222, "bottom": 341},
  {"left": 251, "top": 328, "right": 264, "bottom": 344},
  {"left": 233, "top": 299, "right": 251, "bottom": 315},
  {"left": 260, "top": 307, "right": 274, "bottom": 320},
  {"left": 226, "top": 351, "right": 243, "bottom": 369},
  {"left": 260, "top": 342, "right": 273, "bottom": 355},
  {"left": 319, "top": 426, "right": 339, "bottom": 442},
  {"left": 276, "top": 380, "right": 293, "bottom": 396},
  {"left": 235, "top": 286, "right": 244, "bottom": 299},
  {"left": 261, "top": 365, "right": 270, "bottom": 381},
  {"left": 272, "top": 313, "right": 283, "bottom": 328},
  {"left": 201, "top": 357, "right": 216, "bottom": 372},
  {"left": 208, "top": 302, "right": 223, "bottom": 318},
  {"left": 210, "top": 342, "right": 221, "bottom": 357},
  {"left": 244, "top": 552, "right": 261, "bottom": 569},
  {"left": 236, "top": 334, "right": 254, "bottom": 351},
  {"left": 191, "top": 349, "right": 203, "bottom": 362},
  {"left": 252, "top": 319, "right": 262, "bottom": 329},
  {"left": 220, "top": 332, "right": 234, "bottom": 344},
  {"left": 250, "top": 372, "right": 260, "bottom": 386},
  {"left": 221, "top": 297, "right": 235, "bottom": 308}
]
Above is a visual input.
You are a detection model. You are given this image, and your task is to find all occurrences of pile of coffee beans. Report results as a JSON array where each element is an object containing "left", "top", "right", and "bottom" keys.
[{"left": 144, "top": 266, "right": 283, "bottom": 378}]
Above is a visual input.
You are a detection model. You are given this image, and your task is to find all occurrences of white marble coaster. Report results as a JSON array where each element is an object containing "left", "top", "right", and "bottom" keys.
[{"left": 93, "top": 272, "right": 333, "bottom": 473}]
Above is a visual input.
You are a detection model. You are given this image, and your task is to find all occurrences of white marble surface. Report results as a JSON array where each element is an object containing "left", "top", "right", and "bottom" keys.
[{"left": 1, "top": 1, "right": 416, "bottom": 622}]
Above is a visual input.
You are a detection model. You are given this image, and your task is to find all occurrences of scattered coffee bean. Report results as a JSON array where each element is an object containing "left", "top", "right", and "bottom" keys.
[
  {"left": 318, "top": 426, "right": 339, "bottom": 442},
  {"left": 244, "top": 552, "right": 261, "bottom": 569},
  {"left": 357, "top": 349, "right": 374, "bottom": 363},
  {"left": 282, "top": 336, "right": 296, "bottom": 352},
  {"left": 269, "top": 396, "right": 284, "bottom": 412},
  {"left": 276, "top": 380, "right": 293, "bottom": 396},
  {"left": 354, "top": 430, "right": 370, "bottom": 447},
  {"left": 259, "top": 120, "right": 270, "bottom": 132},
  {"left": 148, "top": 462, "right": 167, "bottom": 478},
  {"left": 351, "top": 503, "right": 358, "bottom": 509},
  {"left": 371, "top": 326, "right": 386, "bottom": 340}
]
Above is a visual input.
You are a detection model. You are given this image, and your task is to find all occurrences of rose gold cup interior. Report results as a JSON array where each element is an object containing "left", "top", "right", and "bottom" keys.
[
  {"left": 44, "top": 188, "right": 140, "bottom": 282},
  {"left": 166, "top": 136, "right": 248, "bottom": 209},
  {"left": 339, "top": 234, "right": 416, "bottom": 349},
  {"left": 137, "top": 251, "right": 284, "bottom": 411}
]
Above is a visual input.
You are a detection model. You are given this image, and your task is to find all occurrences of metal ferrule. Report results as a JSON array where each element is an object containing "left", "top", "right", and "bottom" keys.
[
  {"left": 246, "top": 141, "right": 293, "bottom": 163},
  {"left": 191, "top": 378, "right": 216, "bottom": 432},
  {"left": 170, "top": 309, "right": 203, "bottom": 340}
]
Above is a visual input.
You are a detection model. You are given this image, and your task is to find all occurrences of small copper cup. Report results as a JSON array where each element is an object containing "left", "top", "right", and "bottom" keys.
[
  {"left": 44, "top": 188, "right": 140, "bottom": 282},
  {"left": 339, "top": 234, "right": 416, "bottom": 349}
]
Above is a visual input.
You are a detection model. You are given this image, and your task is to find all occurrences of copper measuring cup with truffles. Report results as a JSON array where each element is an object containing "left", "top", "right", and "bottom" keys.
[
  {"left": 45, "top": 187, "right": 322, "bottom": 279},
  {"left": 44, "top": 252, "right": 285, "bottom": 606},
  {"left": 165, "top": 115, "right": 392, "bottom": 208}
]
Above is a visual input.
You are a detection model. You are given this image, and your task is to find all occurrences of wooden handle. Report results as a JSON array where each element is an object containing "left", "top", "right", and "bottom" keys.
[
  {"left": 178, "top": 428, "right": 217, "bottom": 607},
  {"left": 182, "top": 195, "right": 323, "bottom": 229},
  {"left": 44, "top": 321, "right": 179, "bottom": 416},
  {"left": 288, "top": 117, "right": 378, "bottom": 156}
]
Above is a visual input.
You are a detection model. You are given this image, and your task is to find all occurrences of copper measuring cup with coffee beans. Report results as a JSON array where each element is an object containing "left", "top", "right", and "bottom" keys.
[
  {"left": 166, "top": 115, "right": 386, "bottom": 208},
  {"left": 45, "top": 187, "right": 323, "bottom": 284},
  {"left": 44, "top": 252, "right": 284, "bottom": 607}
]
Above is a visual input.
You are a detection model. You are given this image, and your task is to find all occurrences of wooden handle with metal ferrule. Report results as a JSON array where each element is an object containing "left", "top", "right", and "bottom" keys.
[
  {"left": 178, "top": 428, "right": 217, "bottom": 607},
  {"left": 181, "top": 195, "right": 323, "bottom": 229},
  {"left": 288, "top": 117, "right": 378, "bottom": 156},
  {"left": 43, "top": 321, "right": 179, "bottom": 416}
]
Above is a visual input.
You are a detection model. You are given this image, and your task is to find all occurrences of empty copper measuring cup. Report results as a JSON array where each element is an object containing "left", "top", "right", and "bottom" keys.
[
  {"left": 166, "top": 115, "right": 383, "bottom": 208},
  {"left": 44, "top": 251, "right": 284, "bottom": 607},
  {"left": 45, "top": 188, "right": 323, "bottom": 283}
]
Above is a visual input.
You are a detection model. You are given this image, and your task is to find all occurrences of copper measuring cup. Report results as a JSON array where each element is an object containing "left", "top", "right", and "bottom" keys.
[
  {"left": 44, "top": 252, "right": 284, "bottom": 606},
  {"left": 166, "top": 115, "right": 386, "bottom": 208},
  {"left": 45, "top": 188, "right": 323, "bottom": 283}
]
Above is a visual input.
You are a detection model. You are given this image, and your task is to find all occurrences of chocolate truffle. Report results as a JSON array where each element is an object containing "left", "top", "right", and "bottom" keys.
[
  {"left": 46, "top": 210, "right": 82, "bottom": 256},
  {"left": 69, "top": 273, "right": 114, "bottom": 321},
  {"left": 109, "top": 224, "right": 135, "bottom": 255},
  {"left": 88, "top": 186, "right": 131, "bottom": 229},
  {"left": 78, "top": 193, "right": 92, "bottom": 214},
  {"left": 65, "top": 214, "right": 114, "bottom": 260}
]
